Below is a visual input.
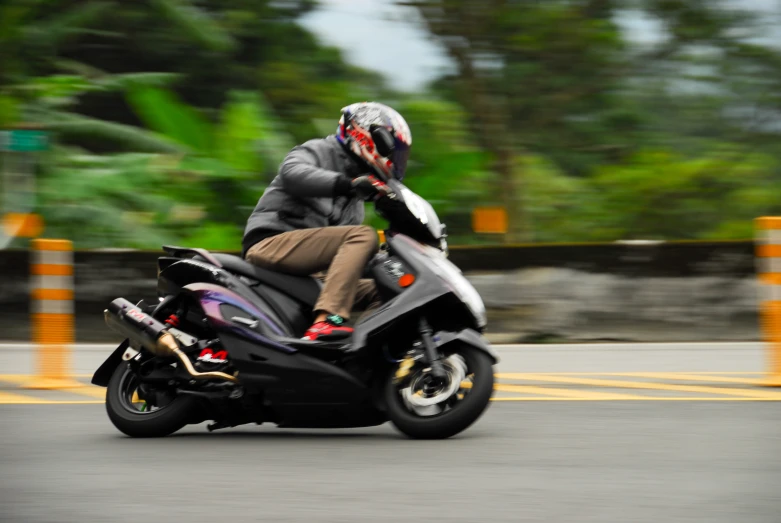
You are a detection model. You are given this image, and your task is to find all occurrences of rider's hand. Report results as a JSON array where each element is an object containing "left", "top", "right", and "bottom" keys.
[{"left": 351, "top": 175, "right": 394, "bottom": 202}]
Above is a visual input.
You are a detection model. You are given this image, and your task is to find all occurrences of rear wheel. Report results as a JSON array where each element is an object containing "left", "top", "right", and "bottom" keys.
[
  {"left": 105, "top": 363, "right": 198, "bottom": 438},
  {"left": 384, "top": 343, "right": 495, "bottom": 439}
]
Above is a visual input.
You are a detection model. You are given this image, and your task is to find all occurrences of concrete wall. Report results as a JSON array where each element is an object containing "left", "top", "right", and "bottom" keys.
[
  {"left": 471, "top": 269, "right": 758, "bottom": 343},
  {"left": 0, "top": 241, "right": 762, "bottom": 342},
  {"left": 466, "top": 241, "right": 760, "bottom": 342}
]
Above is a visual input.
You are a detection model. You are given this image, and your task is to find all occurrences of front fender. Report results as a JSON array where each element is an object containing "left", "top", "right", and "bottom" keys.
[{"left": 434, "top": 329, "right": 499, "bottom": 364}]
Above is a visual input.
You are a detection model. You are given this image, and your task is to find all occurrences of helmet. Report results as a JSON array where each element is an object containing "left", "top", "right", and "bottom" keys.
[{"left": 336, "top": 102, "right": 412, "bottom": 181}]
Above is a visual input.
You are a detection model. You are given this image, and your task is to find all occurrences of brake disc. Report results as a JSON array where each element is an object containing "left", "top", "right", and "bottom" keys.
[{"left": 401, "top": 354, "right": 467, "bottom": 410}]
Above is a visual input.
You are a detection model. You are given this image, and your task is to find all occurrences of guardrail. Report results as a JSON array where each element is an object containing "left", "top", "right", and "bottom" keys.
[
  {"left": 448, "top": 239, "right": 755, "bottom": 276},
  {"left": 0, "top": 239, "right": 757, "bottom": 339}
]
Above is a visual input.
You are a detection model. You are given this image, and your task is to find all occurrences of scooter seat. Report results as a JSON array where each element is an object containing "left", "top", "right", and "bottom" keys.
[{"left": 198, "top": 253, "right": 322, "bottom": 307}]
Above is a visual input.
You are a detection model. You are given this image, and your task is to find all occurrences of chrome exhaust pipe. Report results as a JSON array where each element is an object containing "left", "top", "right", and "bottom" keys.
[{"left": 104, "top": 298, "right": 238, "bottom": 384}]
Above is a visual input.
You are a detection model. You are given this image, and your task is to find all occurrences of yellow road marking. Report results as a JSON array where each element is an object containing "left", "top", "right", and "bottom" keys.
[
  {"left": 0, "top": 392, "right": 55, "bottom": 404},
  {"left": 40, "top": 372, "right": 776, "bottom": 378},
  {"left": 0, "top": 397, "right": 103, "bottom": 404},
  {"left": 497, "top": 372, "right": 763, "bottom": 376},
  {"left": 491, "top": 396, "right": 781, "bottom": 401},
  {"left": 606, "top": 373, "right": 766, "bottom": 385},
  {"left": 0, "top": 374, "right": 105, "bottom": 399},
  {"left": 2, "top": 397, "right": 779, "bottom": 404},
  {"left": 680, "top": 372, "right": 762, "bottom": 375},
  {"left": 496, "top": 373, "right": 781, "bottom": 398},
  {"left": 0, "top": 371, "right": 779, "bottom": 404},
  {"left": 495, "top": 383, "right": 648, "bottom": 400}
]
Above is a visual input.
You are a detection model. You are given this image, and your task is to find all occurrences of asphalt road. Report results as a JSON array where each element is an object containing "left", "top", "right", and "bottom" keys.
[
  {"left": 1, "top": 342, "right": 779, "bottom": 522},
  {"left": 2, "top": 402, "right": 780, "bottom": 523}
]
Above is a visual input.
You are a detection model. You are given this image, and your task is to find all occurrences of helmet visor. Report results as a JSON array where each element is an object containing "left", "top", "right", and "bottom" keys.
[{"left": 391, "top": 140, "right": 410, "bottom": 181}]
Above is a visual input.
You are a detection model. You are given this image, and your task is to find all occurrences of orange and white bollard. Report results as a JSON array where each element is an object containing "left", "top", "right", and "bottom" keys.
[
  {"left": 755, "top": 217, "right": 781, "bottom": 387},
  {"left": 23, "top": 238, "right": 80, "bottom": 389}
]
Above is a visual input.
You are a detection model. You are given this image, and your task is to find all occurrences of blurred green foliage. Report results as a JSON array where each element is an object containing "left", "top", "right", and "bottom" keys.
[{"left": 2, "top": 0, "right": 781, "bottom": 249}]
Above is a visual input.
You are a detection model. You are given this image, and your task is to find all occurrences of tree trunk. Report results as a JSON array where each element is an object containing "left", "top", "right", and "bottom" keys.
[
  {"left": 445, "top": 45, "right": 528, "bottom": 242},
  {"left": 498, "top": 148, "right": 528, "bottom": 244}
]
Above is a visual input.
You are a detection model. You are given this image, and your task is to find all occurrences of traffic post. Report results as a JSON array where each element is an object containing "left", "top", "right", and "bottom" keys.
[
  {"left": 755, "top": 217, "right": 781, "bottom": 387},
  {"left": 23, "top": 238, "right": 80, "bottom": 389}
]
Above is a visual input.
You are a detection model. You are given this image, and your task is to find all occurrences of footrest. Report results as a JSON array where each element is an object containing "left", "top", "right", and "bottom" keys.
[{"left": 277, "top": 337, "right": 352, "bottom": 355}]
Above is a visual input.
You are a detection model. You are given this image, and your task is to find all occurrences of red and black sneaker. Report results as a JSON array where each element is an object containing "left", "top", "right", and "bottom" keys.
[{"left": 301, "top": 315, "right": 354, "bottom": 341}]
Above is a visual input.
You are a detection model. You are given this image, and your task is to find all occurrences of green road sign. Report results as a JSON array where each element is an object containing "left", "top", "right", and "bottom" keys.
[{"left": 0, "top": 130, "right": 49, "bottom": 152}]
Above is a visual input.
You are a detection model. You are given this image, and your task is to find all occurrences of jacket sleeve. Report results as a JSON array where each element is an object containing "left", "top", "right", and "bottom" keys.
[{"left": 278, "top": 144, "right": 352, "bottom": 198}]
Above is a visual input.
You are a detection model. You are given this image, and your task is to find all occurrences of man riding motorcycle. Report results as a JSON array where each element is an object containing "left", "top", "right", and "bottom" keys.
[{"left": 241, "top": 102, "right": 413, "bottom": 342}]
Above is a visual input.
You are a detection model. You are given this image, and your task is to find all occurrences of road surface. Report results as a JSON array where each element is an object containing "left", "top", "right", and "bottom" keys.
[{"left": 1, "top": 342, "right": 779, "bottom": 522}]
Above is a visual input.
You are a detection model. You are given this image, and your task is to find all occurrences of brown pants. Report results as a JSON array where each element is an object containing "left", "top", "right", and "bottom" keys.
[{"left": 245, "top": 225, "right": 381, "bottom": 320}]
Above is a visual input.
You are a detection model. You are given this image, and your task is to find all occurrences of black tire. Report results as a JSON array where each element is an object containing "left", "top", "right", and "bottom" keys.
[
  {"left": 384, "top": 344, "right": 495, "bottom": 439},
  {"left": 105, "top": 363, "right": 198, "bottom": 438}
]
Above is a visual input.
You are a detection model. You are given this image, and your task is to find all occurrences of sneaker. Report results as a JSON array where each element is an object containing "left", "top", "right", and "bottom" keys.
[{"left": 301, "top": 315, "right": 354, "bottom": 341}]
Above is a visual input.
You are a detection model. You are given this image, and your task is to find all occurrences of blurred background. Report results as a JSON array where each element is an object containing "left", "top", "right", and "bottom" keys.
[
  {"left": 3, "top": 6, "right": 780, "bottom": 521},
  {"left": 3, "top": 0, "right": 781, "bottom": 251},
  {"left": 0, "top": 0, "right": 779, "bottom": 345}
]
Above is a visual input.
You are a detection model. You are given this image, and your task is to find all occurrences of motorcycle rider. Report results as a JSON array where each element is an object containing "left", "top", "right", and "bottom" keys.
[{"left": 241, "top": 102, "right": 412, "bottom": 342}]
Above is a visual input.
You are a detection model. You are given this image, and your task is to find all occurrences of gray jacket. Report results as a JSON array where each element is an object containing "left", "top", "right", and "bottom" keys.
[{"left": 241, "top": 135, "right": 368, "bottom": 256}]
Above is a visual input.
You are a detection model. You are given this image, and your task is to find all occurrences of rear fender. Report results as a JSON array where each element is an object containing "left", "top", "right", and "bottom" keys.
[{"left": 91, "top": 339, "right": 130, "bottom": 387}]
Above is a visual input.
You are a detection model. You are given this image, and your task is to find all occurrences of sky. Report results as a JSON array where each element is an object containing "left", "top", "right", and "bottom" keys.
[
  {"left": 298, "top": 1, "right": 453, "bottom": 92},
  {"left": 299, "top": 0, "right": 781, "bottom": 93}
]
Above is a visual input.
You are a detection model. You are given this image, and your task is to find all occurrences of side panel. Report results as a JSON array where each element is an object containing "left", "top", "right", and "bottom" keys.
[
  {"left": 251, "top": 283, "right": 312, "bottom": 338},
  {"left": 218, "top": 333, "right": 383, "bottom": 429},
  {"left": 159, "top": 259, "right": 296, "bottom": 338},
  {"left": 350, "top": 234, "right": 456, "bottom": 349},
  {"left": 182, "top": 283, "right": 293, "bottom": 347},
  {"left": 216, "top": 333, "right": 366, "bottom": 397}
]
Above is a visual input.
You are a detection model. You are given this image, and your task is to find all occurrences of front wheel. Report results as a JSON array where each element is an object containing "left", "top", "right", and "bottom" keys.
[
  {"left": 105, "top": 362, "right": 198, "bottom": 438},
  {"left": 384, "top": 343, "right": 495, "bottom": 439}
]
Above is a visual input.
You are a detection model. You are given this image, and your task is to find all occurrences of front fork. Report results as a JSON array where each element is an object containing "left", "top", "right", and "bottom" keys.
[
  {"left": 395, "top": 317, "right": 447, "bottom": 384},
  {"left": 418, "top": 317, "right": 448, "bottom": 379}
]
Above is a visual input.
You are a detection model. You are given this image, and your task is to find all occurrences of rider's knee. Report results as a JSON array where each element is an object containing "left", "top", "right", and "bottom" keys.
[{"left": 352, "top": 225, "right": 379, "bottom": 253}]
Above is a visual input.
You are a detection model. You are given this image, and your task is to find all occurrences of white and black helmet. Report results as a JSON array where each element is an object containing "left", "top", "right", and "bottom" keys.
[{"left": 336, "top": 102, "right": 412, "bottom": 181}]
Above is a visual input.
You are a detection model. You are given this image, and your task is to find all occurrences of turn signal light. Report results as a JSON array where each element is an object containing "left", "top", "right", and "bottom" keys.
[{"left": 398, "top": 274, "right": 415, "bottom": 287}]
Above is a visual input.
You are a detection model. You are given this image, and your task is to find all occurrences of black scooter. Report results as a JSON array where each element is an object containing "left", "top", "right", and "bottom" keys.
[{"left": 92, "top": 179, "right": 498, "bottom": 439}]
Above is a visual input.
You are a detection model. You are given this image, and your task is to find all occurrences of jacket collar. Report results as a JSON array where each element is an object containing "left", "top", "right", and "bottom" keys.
[{"left": 328, "top": 135, "right": 368, "bottom": 176}]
